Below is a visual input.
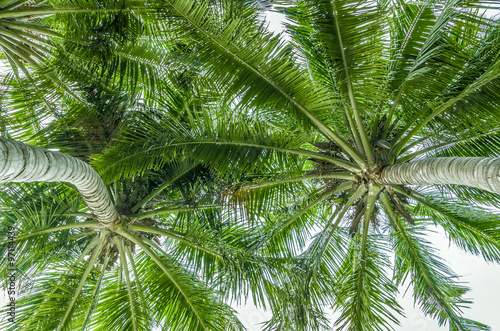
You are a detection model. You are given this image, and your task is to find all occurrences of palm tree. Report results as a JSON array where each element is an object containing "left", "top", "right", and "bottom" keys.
[
  {"left": 97, "top": 0, "right": 500, "bottom": 329},
  {"left": 0, "top": 97, "right": 274, "bottom": 329},
  {"left": 0, "top": 32, "right": 269, "bottom": 329}
]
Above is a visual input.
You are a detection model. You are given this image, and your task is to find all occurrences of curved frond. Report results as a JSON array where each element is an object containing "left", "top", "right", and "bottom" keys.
[
  {"left": 116, "top": 227, "right": 245, "bottom": 331},
  {"left": 390, "top": 221, "right": 489, "bottom": 330},
  {"left": 401, "top": 188, "right": 500, "bottom": 263},
  {"left": 333, "top": 234, "right": 403, "bottom": 331}
]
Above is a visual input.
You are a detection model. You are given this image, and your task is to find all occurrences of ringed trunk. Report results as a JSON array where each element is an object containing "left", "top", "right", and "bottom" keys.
[
  {"left": 0, "top": 137, "right": 118, "bottom": 225},
  {"left": 378, "top": 157, "right": 500, "bottom": 194}
]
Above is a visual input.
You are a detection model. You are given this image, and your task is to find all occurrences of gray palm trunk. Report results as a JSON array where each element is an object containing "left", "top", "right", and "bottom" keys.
[
  {"left": 379, "top": 157, "right": 500, "bottom": 194},
  {"left": 0, "top": 137, "right": 118, "bottom": 225}
]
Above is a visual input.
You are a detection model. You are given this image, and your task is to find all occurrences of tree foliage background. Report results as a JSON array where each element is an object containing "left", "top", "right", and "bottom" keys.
[{"left": 1, "top": 0, "right": 500, "bottom": 330}]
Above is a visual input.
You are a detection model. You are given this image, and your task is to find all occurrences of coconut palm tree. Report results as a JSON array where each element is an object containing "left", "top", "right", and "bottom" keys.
[
  {"left": 0, "top": 97, "right": 276, "bottom": 330},
  {"left": 0, "top": 37, "right": 275, "bottom": 329},
  {"left": 96, "top": 0, "right": 500, "bottom": 329}
]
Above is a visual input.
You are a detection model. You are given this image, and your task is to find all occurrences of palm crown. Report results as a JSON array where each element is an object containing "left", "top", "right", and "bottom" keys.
[
  {"left": 101, "top": 0, "right": 500, "bottom": 329},
  {"left": 1, "top": 0, "right": 500, "bottom": 330},
  {"left": 0, "top": 2, "right": 268, "bottom": 330}
]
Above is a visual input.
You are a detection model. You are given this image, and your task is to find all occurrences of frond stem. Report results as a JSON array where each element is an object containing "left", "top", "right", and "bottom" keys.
[
  {"left": 16, "top": 221, "right": 100, "bottom": 240},
  {"left": 128, "top": 224, "right": 219, "bottom": 258},
  {"left": 244, "top": 172, "right": 355, "bottom": 189},
  {"left": 132, "top": 162, "right": 200, "bottom": 212},
  {"left": 105, "top": 140, "right": 362, "bottom": 173},
  {"left": 80, "top": 254, "right": 110, "bottom": 331},
  {"left": 115, "top": 225, "right": 208, "bottom": 330},
  {"left": 114, "top": 237, "right": 138, "bottom": 331},
  {"left": 331, "top": 1, "right": 373, "bottom": 164},
  {"left": 135, "top": 205, "right": 220, "bottom": 220},
  {"left": 355, "top": 184, "right": 381, "bottom": 318},
  {"left": 324, "top": 58, "right": 362, "bottom": 152},
  {"left": 57, "top": 230, "right": 108, "bottom": 331},
  {"left": 0, "top": 8, "right": 155, "bottom": 19},
  {"left": 124, "top": 245, "right": 148, "bottom": 317}
]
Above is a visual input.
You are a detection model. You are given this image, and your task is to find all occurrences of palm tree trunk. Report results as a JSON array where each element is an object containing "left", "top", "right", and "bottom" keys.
[
  {"left": 0, "top": 137, "right": 118, "bottom": 225},
  {"left": 378, "top": 157, "right": 500, "bottom": 194}
]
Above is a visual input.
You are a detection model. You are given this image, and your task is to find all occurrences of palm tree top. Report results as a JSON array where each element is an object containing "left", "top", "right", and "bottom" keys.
[{"left": 1, "top": 0, "right": 500, "bottom": 330}]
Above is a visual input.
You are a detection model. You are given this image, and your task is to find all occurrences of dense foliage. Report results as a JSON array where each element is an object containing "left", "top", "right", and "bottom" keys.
[{"left": 1, "top": 0, "right": 500, "bottom": 330}]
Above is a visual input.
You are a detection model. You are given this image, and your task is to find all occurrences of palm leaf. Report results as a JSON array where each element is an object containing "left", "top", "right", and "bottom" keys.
[
  {"left": 117, "top": 227, "right": 245, "bottom": 331},
  {"left": 390, "top": 220, "right": 489, "bottom": 330},
  {"left": 402, "top": 188, "right": 500, "bottom": 263}
]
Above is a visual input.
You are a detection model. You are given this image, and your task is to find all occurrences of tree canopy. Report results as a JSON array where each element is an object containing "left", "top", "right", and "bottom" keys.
[{"left": 1, "top": 0, "right": 500, "bottom": 330}]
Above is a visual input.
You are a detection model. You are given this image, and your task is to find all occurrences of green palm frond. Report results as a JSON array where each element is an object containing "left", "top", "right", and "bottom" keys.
[
  {"left": 0, "top": 0, "right": 160, "bottom": 90},
  {"left": 436, "top": 184, "right": 500, "bottom": 209},
  {"left": 89, "top": 237, "right": 149, "bottom": 331},
  {"left": 398, "top": 128, "right": 500, "bottom": 165},
  {"left": 125, "top": 239, "right": 245, "bottom": 331},
  {"left": 257, "top": 186, "right": 342, "bottom": 256},
  {"left": 0, "top": 232, "right": 106, "bottom": 331},
  {"left": 283, "top": 0, "right": 386, "bottom": 157},
  {"left": 392, "top": 4, "right": 500, "bottom": 153},
  {"left": 131, "top": 158, "right": 202, "bottom": 212},
  {"left": 262, "top": 278, "right": 332, "bottom": 331},
  {"left": 404, "top": 188, "right": 500, "bottom": 263},
  {"left": 423, "top": 18, "right": 500, "bottom": 134},
  {"left": 333, "top": 233, "right": 403, "bottom": 331},
  {"left": 390, "top": 221, "right": 489, "bottom": 330},
  {"left": 0, "top": 183, "right": 92, "bottom": 285},
  {"left": 150, "top": 0, "right": 365, "bottom": 164},
  {"left": 261, "top": 209, "right": 350, "bottom": 330},
  {"left": 155, "top": 220, "right": 275, "bottom": 307},
  {"left": 96, "top": 107, "right": 358, "bottom": 182}
]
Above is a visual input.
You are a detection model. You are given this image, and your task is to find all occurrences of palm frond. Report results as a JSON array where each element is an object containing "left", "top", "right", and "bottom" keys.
[
  {"left": 333, "top": 233, "right": 403, "bottom": 331},
  {"left": 96, "top": 107, "right": 358, "bottom": 183},
  {"left": 390, "top": 221, "right": 489, "bottom": 330},
  {"left": 401, "top": 188, "right": 500, "bottom": 264},
  {"left": 117, "top": 227, "right": 245, "bottom": 331},
  {"left": 0, "top": 233, "right": 106, "bottom": 331}
]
